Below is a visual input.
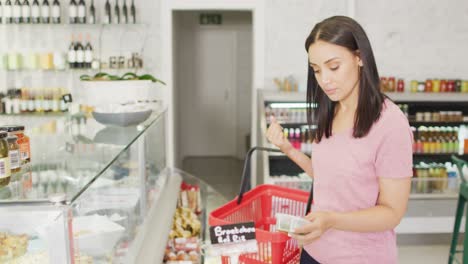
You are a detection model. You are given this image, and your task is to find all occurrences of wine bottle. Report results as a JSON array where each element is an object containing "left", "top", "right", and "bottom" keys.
[
  {"left": 130, "top": 0, "right": 134, "bottom": 23},
  {"left": 113, "top": 0, "right": 119, "bottom": 24},
  {"left": 13, "top": 0, "right": 21, "bottom": 24},
  {"left": 51, "top": 0, "right": 60, "bottom": 23},
  {"left": 77, "top": 0, "right": 85, "bottom": 23},
  {"left": 122, "top": 0, "right": 127, "bottom": 23},
  {"left": 4, "top": 0, "right": 14, "bottom": 24},
  {"left": 75, "top": 34, "right": 84, "bottom": 69},
  {"left": 88, "top": 0, "right": 95, "bottom": 24},
  {"left": 84, "top": 34, "right": 93, "bottom": 68},
  {"left": 103, "top": 0, "right": 110, "bottom": 24},
  {"left": 30, "top": 0, "right": 39, "bottom": 23},
  {"left": 67, "top": 35, "right": 76, "bottom": 69},
  {"left": 68, "top": 0, "right": 76, "bottom": 23},
  {"left": 41, "top": 0, "right": 49, "bottom": 23},
  {"left": 21, "top": 0, "right": 30, "bottom": 23}
]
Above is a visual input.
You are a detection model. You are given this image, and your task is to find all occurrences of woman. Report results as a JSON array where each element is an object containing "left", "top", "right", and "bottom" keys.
[{"left": 266, "top": 16, "right": 413, "bottom": 264}]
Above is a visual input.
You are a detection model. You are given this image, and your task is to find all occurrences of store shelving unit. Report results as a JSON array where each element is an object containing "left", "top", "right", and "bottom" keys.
[
  {"left": 0, "top": 22, "right": 150, "bottom": 122},
  {"left": 257, "top": 89, "right": 468, "bottom": 234}
]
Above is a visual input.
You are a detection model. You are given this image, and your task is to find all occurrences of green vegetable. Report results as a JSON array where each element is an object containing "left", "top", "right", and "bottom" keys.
[{"left": 80, "top": 72, "right": 166, "bottom": 85}]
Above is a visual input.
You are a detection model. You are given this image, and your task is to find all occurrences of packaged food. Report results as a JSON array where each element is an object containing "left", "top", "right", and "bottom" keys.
[
  {"left": 0, "top": 131, "right": 11, "bottom": 187},
  {"left": 275, "top": 213, "right": 310, "bottom": 234}
]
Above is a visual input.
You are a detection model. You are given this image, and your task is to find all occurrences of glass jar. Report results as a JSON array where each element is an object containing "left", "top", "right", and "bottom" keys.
[
  {"left": 6, "top": 134, "right": 20, "bottom": 173},
  {"left": 0, "top": 131, "right": 11, "bottom": 187},
  {"left": 0, "top": 125, "right": 30, "bottom": 164}
]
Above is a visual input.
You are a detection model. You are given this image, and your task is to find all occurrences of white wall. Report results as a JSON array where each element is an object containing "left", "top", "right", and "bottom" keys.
[
  {"left": 147, "top": 0, "right": 468, "bottom": 89},
  {"left": 147, "top": 0, "right": 468, "bottom": 91},
  {"left": 355, "top": 0, "right": 468, "bottom": 81}
]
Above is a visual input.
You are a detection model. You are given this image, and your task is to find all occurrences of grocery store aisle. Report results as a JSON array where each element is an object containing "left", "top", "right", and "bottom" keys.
[{"left": 182, "top": 157, "right": 243, "bottom": 200}]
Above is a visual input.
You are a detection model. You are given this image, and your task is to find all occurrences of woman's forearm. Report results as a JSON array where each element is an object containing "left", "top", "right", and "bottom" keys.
[
  {"left": 283, "top": 146, "right": 314, "bottom": 178},
  {"left": 329, "top": 205, "right": 401, "bottom": 233}
]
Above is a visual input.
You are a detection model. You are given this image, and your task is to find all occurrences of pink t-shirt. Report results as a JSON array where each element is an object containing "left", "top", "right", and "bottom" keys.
[{"left": 304, "top": 99, "right": 413, "bottom": 264}]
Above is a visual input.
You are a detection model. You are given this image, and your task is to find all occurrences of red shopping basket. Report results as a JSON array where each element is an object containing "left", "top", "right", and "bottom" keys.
[{"left": 209, "top": 147, "right": 314, "bottom": 264}]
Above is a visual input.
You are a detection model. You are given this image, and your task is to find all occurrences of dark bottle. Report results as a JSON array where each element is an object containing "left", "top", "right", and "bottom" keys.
[
  {"left": 130, "top": 0, "right": 135, "bottom": 23},
  {"left": 68, "top": 35, "right": 76, "bottom": 69},
  {"left": 51, "top": 0, "right": 60, "bottom": 23},
  {"left": 4, "top": 0, "right": 13, "bottom": 24},
  {"left": 122, "top": 0, "right": 128, "bottom": 23},
  {"left": 75, "top": 34, "right": 85, "bottom": 69},
  {"left": 31, "top": 0, "right": 40, "bottom": 23},
  {"left": 68, "top": 0, "right": 77, "bottom": 23},
  {"left": 84, "top": 34, "right": 93, "bottom": 68},
  {"left": 88, "top": 0, "right": 95, "bottom": 24},
  {"left": 41, "top": 0, "right": 50, "bottom": 23},
  {"left": 113, "top": 0, "right": 119, "bottom": 24},
  {"left": 104, "top": 0, "right": 111, "bottom": 24},
  {"left": 77, "top": 0, "right": 85, "bottom": 23},
  {"left": 21, "top": 0, "right": 31, "bottom": 23},
  {"left": 13, "top": 0, "right": 22, "bottom": 24},
  {"left": 0, "top": 1, "right": 3, "bottom": 24}
]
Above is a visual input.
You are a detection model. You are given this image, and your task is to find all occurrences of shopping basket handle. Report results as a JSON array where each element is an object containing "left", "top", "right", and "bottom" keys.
[{"left": 237, "top": 146, "right": 283, "bottom": 205}]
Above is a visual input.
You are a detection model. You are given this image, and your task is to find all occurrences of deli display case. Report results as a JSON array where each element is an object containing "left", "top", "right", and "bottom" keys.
[{"left": 0, "top": 109, "right": 177, "bottom": 264}]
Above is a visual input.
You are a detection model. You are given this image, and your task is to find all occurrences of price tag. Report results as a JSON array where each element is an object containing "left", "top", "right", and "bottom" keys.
[{"left": 209, "top": 222, "right": 256, "bottom": 245}]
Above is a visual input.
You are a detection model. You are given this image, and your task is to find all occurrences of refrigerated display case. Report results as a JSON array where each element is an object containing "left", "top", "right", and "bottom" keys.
[{"left": 0, "top": 108, "right": 181, "bottom": 264}]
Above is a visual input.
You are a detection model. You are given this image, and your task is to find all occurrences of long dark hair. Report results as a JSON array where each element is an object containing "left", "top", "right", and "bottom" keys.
[{"left": 305, "top": 16, "right": 385, "bottom": 142}]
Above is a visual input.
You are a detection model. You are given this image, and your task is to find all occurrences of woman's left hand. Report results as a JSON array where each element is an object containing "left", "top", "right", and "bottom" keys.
[{"left": 290, "top": 211, "right": 336, "bottom": 246}]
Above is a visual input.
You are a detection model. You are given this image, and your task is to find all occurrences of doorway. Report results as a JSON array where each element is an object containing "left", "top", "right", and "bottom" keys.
[{"left": 173, "top": 11, "right": 253, "bottom": 198}]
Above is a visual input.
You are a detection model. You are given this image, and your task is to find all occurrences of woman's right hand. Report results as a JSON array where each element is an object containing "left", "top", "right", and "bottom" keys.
[{"left": 266, "top": 116, "right": 292, "bottom": 152}]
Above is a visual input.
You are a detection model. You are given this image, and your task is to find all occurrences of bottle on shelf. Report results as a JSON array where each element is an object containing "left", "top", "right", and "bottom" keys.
[
  {"left": 75, "top": 33, "right": 84, "bottom": 68},
  {"left": 103, "top": 0, "right": 111, "bottom": 24},
  {"left": 51, "top": 0, "right": 60, "bottom": 23},
  {"left": 77, "top": 0, "right": 85, "bottom": 23},
  {"left": 113, "top": 0, "right": 119, "bottom": 24},
  {"left": 88, "top": 0, "right": 95, "bottom": 24},
  {"left": 0, "top": 0, "right": 3, "bottom": 24},
  {"left": 21, "top": 0, "right": 30, "bottom": 23},
  {"left": 41, "top": 0, "right": 49, "bottom": 23},
  {"left": 67, "top": 34, "right": 76, "bottom": 69},
  {"left": 30, "top": 0, "right": 39, "bottom": 23},
  {"left": 4, "top": 0, "right": 13, "bottom": 24},
  {"left": 122, "top": 0, "right": 128, "bottom": 23},
  {"left": 13, "top": 0, "right": 21, "bottom": 24},
  {"left": 84, "top": 33, "right": 93, "bottom": 68},
  {"left": 130, "top": 0, "right": 134, "bottom": 23},
  {"left": 68, "top": 0, "right": 77, "bottom": 23}
]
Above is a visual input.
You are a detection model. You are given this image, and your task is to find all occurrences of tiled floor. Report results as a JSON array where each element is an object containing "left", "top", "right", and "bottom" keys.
[{"left": 182, "top": 157, "right": 457, "bottom": 264}]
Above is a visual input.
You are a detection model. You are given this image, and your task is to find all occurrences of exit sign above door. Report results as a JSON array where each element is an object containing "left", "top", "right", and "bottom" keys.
[{"left": 200, "top": 14, "right": 223, "bottom": 25}]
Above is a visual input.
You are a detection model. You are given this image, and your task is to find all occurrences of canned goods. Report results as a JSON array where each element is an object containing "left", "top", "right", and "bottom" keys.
[{"left": 417, "top": 82, "right": 426, "bottom": 93}]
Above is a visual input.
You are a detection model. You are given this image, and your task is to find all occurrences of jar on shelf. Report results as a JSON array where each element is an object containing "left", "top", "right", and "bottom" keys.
[
  {"left": 425, "top": 79, "right": 433, "bottom": 92},
  {"left": 440, "top": 80, "right": 448, "bottom": 92},
  {"left": 432, "top": 79, "right": 441, "bottom": 93},
  {"left": 0, "top": 132, "right": 11, "bottom": 188},
  {"left": 410, "top": 80, "right": 418, "bottom": 93},
  {"left": 5, "top": 134, "right": 20, "bottom": 174},
  {"left": 416, "top": 112, "right": 424, "bottom": 122},
  {"left": 0, "top": 126, "right": 30, "bottom": 165},
  {"left": 432, "top": 112, "right": 441, "bottom": 122},
  {"left": 423, "top": 112, "right": 432, "bottom": 122}
]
